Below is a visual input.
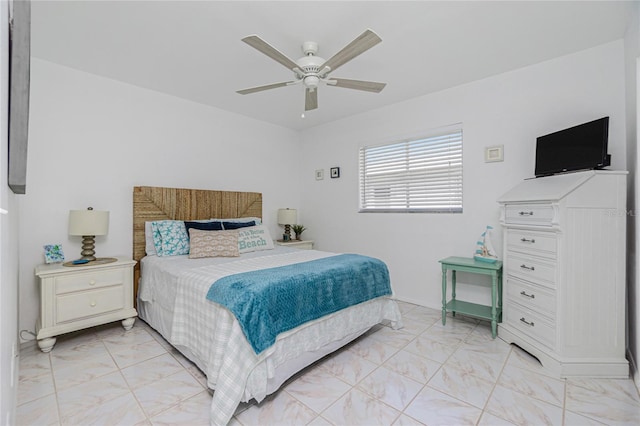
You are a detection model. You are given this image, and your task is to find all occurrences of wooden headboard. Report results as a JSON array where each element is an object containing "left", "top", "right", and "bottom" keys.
[{"left": 132, "top": 186, "right": 262, "bottom": 300}]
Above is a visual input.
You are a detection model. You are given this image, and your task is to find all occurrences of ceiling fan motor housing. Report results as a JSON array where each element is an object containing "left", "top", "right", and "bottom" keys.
[
  {"left": 296, "top": 52, "right": 325, "bottom": 74},
  {"left": 302, "top": 41, "right": 318, "bottom": 55}
]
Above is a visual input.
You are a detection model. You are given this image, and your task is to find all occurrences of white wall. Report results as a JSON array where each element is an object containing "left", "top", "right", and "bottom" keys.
[
  {"left": 1, "top": 1, "right": 20, "bottom": 424},
  {"left": 18, "top": 59, "right": 302, "bottom": 338},
  {"left": 300, "top": 41, "right": 627, "bottom": 310},
  {"left": 624, "top": 1, "right": 640, "bottom": 391}
]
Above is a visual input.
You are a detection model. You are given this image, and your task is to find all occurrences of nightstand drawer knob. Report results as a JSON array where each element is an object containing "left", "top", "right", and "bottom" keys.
[
  {"left": 90, "top": 301, "right": 97, "bottom": 307},
  {"left": 89, "top": 280, "right": 96, "bottom": 286}
]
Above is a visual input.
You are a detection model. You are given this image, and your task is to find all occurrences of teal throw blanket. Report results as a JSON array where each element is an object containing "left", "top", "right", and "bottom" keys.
[{"left": 206, "top": 254, "right": 392, "bottom": 354}]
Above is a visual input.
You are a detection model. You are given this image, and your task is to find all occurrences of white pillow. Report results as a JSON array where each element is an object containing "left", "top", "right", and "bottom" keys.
[
  {"left": 145, "top": 221, "right": 157, "bottom": 256},
  {"left": 237, "top": 225, "right": 274, "bottom": 254}
]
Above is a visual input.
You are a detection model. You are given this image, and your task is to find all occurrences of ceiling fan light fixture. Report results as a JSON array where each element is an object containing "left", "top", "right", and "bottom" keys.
[{"left": 304, "top": 75, "right": 320, "bottom": 89}]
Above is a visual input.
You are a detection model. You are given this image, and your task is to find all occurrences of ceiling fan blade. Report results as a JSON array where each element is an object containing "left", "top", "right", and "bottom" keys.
[
  {"left": 329, "top": 78, "right": 386, "bottom": 93},
  {"left": 237, "top": 81, "right": 294, "bottom": 95},
  {"left": 242, "top": 35, "right": 300, "bottom": 71},
  {"left": 321, "top": 29, "right": 382, "bottom": 73},
  {"left": 305, "top": 89, "right": 318, "bottom": 111}
]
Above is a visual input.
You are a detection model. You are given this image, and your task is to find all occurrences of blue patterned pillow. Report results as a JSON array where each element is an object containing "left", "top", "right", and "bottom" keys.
[{"left": 151, "top": 221, "right": 190, "bottom": 256}]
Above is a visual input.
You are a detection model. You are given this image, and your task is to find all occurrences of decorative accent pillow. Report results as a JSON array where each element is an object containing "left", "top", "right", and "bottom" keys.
[
  {"left": 185, "top": 220, "right": 223, "bottom": 232},
  {"left": 211, "top": 217, "right": 262, "bottom": 225},
  {"left": 237, "top": 225, "right": 274, "bottom": 254},
  {"left": 222, "top": 220, "right": 255, "bottom": 230},
  {"left": 151, "top": 220, "right": 190, "bottom": 257},
  {"left": 189, "top": 229, "right": 240, "bottom": 258}
]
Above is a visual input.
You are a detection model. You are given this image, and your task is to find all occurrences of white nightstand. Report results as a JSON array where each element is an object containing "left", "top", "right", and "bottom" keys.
[
  {"left": 35, "top": 256, "right": 137, "bottom": 352},
  {"left": 276, "top": 240, "right": 315, "bottom": 250}
]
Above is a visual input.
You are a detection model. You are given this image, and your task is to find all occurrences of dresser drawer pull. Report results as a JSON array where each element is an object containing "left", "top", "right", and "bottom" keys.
[
  {"left": 520, "top": 238, "right": 536, "bottom": 243},
  {"left": 520, "top": 317, "right": 535, "bottom": 327},
  {"left": 90, "top": 301, "right": 97, "bottom": 307},
  {"left": 518, "top": 211, "right": 534, "bottom": 216},
  {"left": 520, "top": 291, "right": 535, "bottom": 299},
  {"left": 520, "top": 264, "right": 535, "bottom": 271},
  {"left": 89, "top": 280, "right": 96, "bottom": 286}
]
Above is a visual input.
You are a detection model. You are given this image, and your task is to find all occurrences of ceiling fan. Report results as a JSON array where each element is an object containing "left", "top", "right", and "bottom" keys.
[{"left": 236, "top": 29, "right": 386, "bottom": 112}]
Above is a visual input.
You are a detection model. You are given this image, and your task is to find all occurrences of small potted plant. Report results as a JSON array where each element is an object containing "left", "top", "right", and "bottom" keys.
[{"left": 291, "top": 224, "right": 307, "bottom": 241}]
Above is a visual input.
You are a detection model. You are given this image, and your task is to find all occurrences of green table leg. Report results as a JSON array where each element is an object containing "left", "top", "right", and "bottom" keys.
[
  {"left": 441, "top": 265, "right": 447, "bottom": 325},
  {"left": 491, "top": 272, "right": 497, "bottom": 338},
  {"left": 498, "top": 272, "right": 503, "bottom": 322},
  {"left": 451, "top": 270, "right": 457, "bottom": 317}
]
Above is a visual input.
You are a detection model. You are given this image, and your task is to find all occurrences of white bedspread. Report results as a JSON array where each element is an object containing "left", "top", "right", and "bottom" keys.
[{"left": 139, "top": 248, "right": 402, "bottom": 425}]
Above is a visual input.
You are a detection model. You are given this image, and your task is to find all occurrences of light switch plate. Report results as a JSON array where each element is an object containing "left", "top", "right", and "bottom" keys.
[{"left": 485, "top": 145, "right": 504, "bottom": 162}]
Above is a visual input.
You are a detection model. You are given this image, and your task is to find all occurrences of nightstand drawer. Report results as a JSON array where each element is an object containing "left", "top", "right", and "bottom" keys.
[
  {"left": 55, "top": 269, "right": 125, "bottom": 294},
  {"left": 505, "top": 204, "right": 555, "bottom": 226},
  {"left": 56, "top": 286, "right": 125, "bottom": 323}
]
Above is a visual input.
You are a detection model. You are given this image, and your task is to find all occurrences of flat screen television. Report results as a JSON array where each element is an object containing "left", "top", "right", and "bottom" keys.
[
  {"left": 8, "top": 0, "right": 31, "bottom": 194},
  {"left": 534, "top": 117, "right": 610, "bottom": 178}
]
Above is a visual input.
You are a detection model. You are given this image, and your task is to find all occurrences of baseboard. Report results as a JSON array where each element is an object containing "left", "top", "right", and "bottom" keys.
[{"left": 392, "top": 295, "right": 440, "bottom": 311}]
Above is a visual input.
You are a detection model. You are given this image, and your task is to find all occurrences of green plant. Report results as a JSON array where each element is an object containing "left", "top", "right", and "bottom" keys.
[{"left": 291, "top": 224, "right": 306, "bottom": 239}]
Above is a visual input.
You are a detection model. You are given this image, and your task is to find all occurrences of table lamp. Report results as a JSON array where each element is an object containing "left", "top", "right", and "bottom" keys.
[
  {"left": 68, "top": 207, "right": 115, "bottom": 264},
  {"left": 277, "top": 208, "right": 297, "bottom": 241}
]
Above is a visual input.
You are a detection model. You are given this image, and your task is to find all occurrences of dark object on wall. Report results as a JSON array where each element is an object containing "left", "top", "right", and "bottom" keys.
[
  {"left": 534, "top": 117, "right": 610, "bottom": 178},
  {"left": 8, "top": 0, "right": 31, "bottom": 194},
  {"left": 330, "top": 167, "right": 340, "bottom": 178}
]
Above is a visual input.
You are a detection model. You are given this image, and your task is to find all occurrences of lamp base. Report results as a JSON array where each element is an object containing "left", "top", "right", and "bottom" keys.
[{"left": 63, "top": 257, "right": 118, "bottom": 267}]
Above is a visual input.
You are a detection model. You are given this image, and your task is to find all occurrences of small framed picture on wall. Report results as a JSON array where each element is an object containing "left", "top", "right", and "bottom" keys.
[{"left": 330, "top": 167, "right": 340, "bottom": 178}]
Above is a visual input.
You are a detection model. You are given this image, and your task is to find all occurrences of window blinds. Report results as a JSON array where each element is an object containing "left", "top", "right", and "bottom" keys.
[{"left": 359, "top": 128, "right": 463, "bottom": 213}]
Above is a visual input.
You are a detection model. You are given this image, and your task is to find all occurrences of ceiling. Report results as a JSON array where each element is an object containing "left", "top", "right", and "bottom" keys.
[{"left": 30, "top": 1, "right": 633, "bottom": 131}]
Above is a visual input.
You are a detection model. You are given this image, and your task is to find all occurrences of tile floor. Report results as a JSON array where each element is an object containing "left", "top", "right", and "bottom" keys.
[{"left": 17, "top": 301, "right": 640, "bottom": 425}]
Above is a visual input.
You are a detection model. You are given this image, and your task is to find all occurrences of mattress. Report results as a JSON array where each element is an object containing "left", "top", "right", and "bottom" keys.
[{"left": 138, "top": 246, "right": 402, "bottom": 425}]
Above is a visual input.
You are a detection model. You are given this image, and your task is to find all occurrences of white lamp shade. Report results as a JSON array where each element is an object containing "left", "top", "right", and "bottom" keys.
[
  {"left": 68, "top": 209, "right": 109, "bottom": 236},
  {"left": 277, "top": 208, "right": 297, "bottom": 225}
]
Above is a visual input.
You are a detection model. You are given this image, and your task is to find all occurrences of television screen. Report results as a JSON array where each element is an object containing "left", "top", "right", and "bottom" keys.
[
  {"left": 8, "top": 0, "right": 31, "bottom": 194},
  {"left": 534, "top": 117, "right": 610, "bottom": 178}
]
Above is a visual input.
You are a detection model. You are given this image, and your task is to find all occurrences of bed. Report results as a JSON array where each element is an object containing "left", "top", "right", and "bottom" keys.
[{"left": 132, "top": 186, "right": 402, "bottom": 425}]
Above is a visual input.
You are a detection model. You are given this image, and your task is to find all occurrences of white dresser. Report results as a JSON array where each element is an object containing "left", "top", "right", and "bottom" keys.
[
  {"left": 35, "top": 257, "right": 137, "bottom": 352},
  {"left": 497, "top": 170, "right": 628, "bottom": 378}
]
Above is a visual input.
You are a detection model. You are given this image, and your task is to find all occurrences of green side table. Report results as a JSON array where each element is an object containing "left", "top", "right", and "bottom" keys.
[{"left": 439, "top": 256, "right": 503, "bottom": 338}]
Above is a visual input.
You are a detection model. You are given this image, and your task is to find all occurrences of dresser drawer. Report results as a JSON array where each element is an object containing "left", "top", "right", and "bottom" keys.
[
  {"left": 505, "top": 204, "right": 555, "bottom": 226},
  {"left": 507, "top": 253, "right": 556, "bottom": 288},
  {"left": 506, "top": 230, "right": 557, "bottom": 259},
  {"left": 55, "top": 269, "right": 125, "bottom": 295},
  {"left": 505, "top": 303, "right": 556, "bottom": 350},
  {"left": 507, "top": 277, "right": 556, "bottom": 318},
  {"left": 56, "top": 286, "right": 125, "bottom": 323}
]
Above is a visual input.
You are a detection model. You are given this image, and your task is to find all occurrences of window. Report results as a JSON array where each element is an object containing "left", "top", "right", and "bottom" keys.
[{"left": 359, "top": 126, "right": 463, "bottom": 213}]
